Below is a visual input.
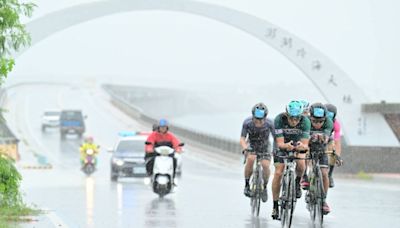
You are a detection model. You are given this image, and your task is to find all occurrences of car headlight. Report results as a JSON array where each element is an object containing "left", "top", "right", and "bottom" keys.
[{"left": 112, "top": 158, "right": 124, "bottom": 166}]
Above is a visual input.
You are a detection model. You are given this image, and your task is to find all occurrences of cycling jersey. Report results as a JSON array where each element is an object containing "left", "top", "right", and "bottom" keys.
[
  {"left": 309, "top": 117, "right": 333, "bottom": 167},
  {"left": 274, "top": 113, "right": 311, "bottom": 145},
  {"left": 241, "top": 117, "right": 274, "bottom": 153},
  {"left": 331, "top": 119, "right": 341, "bottom": 141}
]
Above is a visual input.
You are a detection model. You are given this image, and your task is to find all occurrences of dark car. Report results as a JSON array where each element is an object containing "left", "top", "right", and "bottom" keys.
[
  {"left": 59, "top": 110, "right": 85, "bottom": 139},
  {"left": 109, "top": 133, "right": 148, "bottom": 181}
]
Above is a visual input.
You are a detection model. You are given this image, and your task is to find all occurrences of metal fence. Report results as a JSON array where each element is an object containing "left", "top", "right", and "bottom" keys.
[{"left": 103, "top": 84, "right": 242, "bottom": 154}]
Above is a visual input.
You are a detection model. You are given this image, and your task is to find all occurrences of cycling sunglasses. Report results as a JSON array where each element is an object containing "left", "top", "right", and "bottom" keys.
[
  {"left": 311, "top": 118, "right": 325, "bottom": 124},
  {"left": 288, "top": 116, "right": 301, "bottom": 121}
]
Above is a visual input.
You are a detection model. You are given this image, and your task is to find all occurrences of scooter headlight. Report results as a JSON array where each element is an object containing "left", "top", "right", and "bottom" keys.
[{"left": 86, "top": 149, "right": 94, "bottom": 155}]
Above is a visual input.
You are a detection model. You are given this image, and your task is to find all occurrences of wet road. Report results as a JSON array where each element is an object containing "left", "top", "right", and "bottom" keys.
[{"left": 3, "top": 83, "right": 400, "bottom": 227}]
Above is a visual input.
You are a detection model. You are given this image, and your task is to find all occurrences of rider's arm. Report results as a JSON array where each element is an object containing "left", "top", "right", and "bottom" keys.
[
  {"left": 240, "top": 120, "right": 249, "bottom": 150},
  {"left": 323, "top": 118, "right": 334, "bottom": 144},
  {"left": 297, "top": 117, "right": 311, "bottom": 151},
  {"left": 274, "top": 116, "right": 293, "bottom": 151},
  {"left": 170, "top": 133, "right": 182, "bottom": 153},
  {"left": 145, "top": 132, "right": 156, "bottom": 153},
  {"left": 276, "top": 137, "right": 291, "bottom": 150},
  {"left": 240, "top": 137, "right": 248, "bottom": 151}
]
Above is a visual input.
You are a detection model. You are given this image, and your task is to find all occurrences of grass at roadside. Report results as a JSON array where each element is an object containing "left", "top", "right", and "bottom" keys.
[
  {"left": 0, "top": 204, "right": 41, "bottom": 227},
  {"left": 355, "top": 170, "right": 373, "bottom": 180}
]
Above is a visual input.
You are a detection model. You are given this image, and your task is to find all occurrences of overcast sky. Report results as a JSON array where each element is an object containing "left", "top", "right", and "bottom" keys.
[{"left": 8, "top": 0, "right": 400, "bottom": 102}]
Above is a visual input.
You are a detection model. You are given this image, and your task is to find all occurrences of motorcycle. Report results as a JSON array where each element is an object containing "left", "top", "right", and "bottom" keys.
[
  {"left": 82, "top": 148, "right": 97, "bottom": 175},
  {"left": 148, "top": 143, "right": 184, "bottom": 197}
]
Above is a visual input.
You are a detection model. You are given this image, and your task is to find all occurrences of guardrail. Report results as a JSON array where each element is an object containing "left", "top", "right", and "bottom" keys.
[{"left": 102, "top": 84, "right": 243, "bottom": 155}]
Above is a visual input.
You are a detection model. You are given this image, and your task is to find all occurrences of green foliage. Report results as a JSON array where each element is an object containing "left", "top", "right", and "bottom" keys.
[
  {"left": 0, "top": 0, "right": 36, "bottom": 83},
  {"left": 0, "top": 155, "right": 22, "bottom": 207},
  {"left": 356, "top": 170, "right": 373, "bottom": 180}
]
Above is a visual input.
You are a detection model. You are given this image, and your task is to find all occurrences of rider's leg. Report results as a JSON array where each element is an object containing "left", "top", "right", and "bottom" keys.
[
  {"left": 295, "top": 154, "right": 306, "bottom": 196},
  {"left": 260, "top": 158, "right": 271, "bottom": 202},
  {"left": 173, "top": 156, "right": 177, "bottom": 179},
  {"left": 328, "top": 153, "right": 336, "bottom": 188},
  {"left": 145, "top": 154, "right": 156, "bottom": 176},
  {"left": 321, "top": 168, "right": 329, "bottom": 195},
  {"left": 261, "top": 158, "right": 271, "bottom": 185},
  {"left": 272, "top": 163, "right": 284, "bottom": 201},
  {"left": 244, "top": 154, "right": 256, "bottom": 196},
  {"left": 327, "top": 142, "right": 336, "bottom": 188},
  {"left": 320, "top": 154, "right": 330, "bottom": 196},
  {"left": 295, "top": 154, "right": 306, "bottom": 177},
  {"left": 272, "top": 161, "right": 284, "bottom": 219},
  {"left": 301, "top": 156, "right": 311, "bottom": 189},
  {"left": 245, "top": 154, "right": 256, "bottom": 185},
  {"left": 321, "top": 154, "right": 331, "bottom": 213}
]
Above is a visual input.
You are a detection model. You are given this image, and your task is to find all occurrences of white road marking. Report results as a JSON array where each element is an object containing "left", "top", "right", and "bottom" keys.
[{"left": 43, "top": 208, "right": 70, "bottom": 228}]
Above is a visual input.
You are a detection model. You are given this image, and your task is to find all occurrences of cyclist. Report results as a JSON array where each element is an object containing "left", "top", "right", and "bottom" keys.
[
  {"left": 325, "top": 103, "right": 344, "bottom": 188},
  {"left": 271, "top": 100, "right": 310, "bottom": 220},
  {"left": 300, "top": 100, "right": 310, "bottom": 116},
  {"left": 302, "top": 103, "right": 333, "bottom": 214},
  {"left": 241, "top": 103, "right": 274, "bottom": 203}
]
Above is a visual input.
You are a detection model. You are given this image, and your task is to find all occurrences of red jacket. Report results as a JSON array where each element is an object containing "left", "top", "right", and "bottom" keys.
[{"left": 145, "top": 131, "right": 182, "bottom": 153}]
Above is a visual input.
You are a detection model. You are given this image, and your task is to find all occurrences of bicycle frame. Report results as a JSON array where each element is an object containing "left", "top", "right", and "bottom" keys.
[
  {"left": 305, "top": 147, "right": 325, "bottom": 227},
  {"left": 279, "top": 151, "right": 300, "bottom": 228},
  {"left": 248, "top": 153, "right": 264, "bottom": 217}
]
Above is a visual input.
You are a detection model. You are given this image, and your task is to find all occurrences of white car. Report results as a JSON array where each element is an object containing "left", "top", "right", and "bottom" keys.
[{"left": 41, "top": 110, "right": 60, "bottom": 131}]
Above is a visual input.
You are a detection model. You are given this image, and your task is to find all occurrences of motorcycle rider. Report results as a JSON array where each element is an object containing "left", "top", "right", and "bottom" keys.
[
  {"left": 145, "top": 119, "right": 183, "bottom": 178},
  {"left": 241, "top": 102, "right": 275, "bottom": 203},
  {"left": 79, "top": 136, "right": 99, "bottom": 167}
]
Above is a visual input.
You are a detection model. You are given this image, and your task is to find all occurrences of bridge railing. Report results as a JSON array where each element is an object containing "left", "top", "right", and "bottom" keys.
[{"left": 102, "top": 84, "right": 243, "bottom": 155}]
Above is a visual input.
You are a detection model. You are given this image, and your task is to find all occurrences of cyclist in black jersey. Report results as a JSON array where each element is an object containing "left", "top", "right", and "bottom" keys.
[{"left": 240, "top": 103, "right": 275, "bottom": 203}]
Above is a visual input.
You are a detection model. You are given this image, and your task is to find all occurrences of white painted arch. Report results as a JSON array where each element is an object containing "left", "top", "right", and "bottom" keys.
[{"left": 17, "top": 0, "right": 398, "bottom": 146}]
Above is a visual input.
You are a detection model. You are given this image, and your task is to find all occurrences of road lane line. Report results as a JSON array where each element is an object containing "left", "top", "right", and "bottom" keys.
[{"left": 43, "top": 208, "right": 70, "bottom": 228}]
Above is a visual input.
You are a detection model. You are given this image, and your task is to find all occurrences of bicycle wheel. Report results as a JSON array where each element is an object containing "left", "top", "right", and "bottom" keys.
[
  {"left": 308, "top": 172, "right": 317, "bottom": 223},
  {"left": 250, "top": 169, "right": 261, "bottom": 216},
  {"left": 280, "top": 174, "right": 288, "bottom": 227},
  {"left": 315, "top": 171, "right": 324, "bottom": 227},
  {"left": 281, "top": 171, "right": 296, "bottom": 228},
  {"left": 287, "top": 171, "right": 296, "bottom": 227}
]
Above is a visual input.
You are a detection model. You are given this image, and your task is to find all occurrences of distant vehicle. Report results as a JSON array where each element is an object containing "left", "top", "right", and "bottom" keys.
[
  {"left": 109, "top": 131, "right": 150, "bottom": 181},
  {"left": 81, "top": 147, "right": 98, "bottom": 176},
  {"left": 59, "top": 110, "right": 86, "bottom": 139},
  {"left": 41, "top": 110, "right": 60, "bottom": 131}
]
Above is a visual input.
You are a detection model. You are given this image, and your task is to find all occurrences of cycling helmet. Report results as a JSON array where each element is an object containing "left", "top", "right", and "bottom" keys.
[
  {"left": 286, "top": 100, "right": 304, "bottom": 117},
  {"left": 325, "top": 103, "right": 337, "bottom": 120},
  {"left": 252, "top": 102, "right": 268, "bottom": 119},
  {"left": 309, "top": 103, "right": 327, "bottom": 119},
  {"left": 152, "top": 123, "right": 158, "bottom": 131},
  {"left": 299, "top": 100, "right": 310, "bottom": 112},
  {"left": 158, "top": 119, "right": 169, "bottom": 127}
]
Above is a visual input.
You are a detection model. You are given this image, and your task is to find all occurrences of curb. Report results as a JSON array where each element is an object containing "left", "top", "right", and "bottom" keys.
[{"left": 21, "top": 164, "right": 53, "bottom": 170}]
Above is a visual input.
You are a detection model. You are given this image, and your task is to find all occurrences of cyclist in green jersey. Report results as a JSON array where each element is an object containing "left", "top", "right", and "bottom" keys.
[
  {"left": 302, "top": 103, "right": 333, "bottom": 214},
  {"left": 271, "top": 100, "right": 311, "bottom": 220}
]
